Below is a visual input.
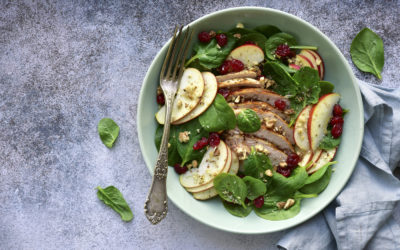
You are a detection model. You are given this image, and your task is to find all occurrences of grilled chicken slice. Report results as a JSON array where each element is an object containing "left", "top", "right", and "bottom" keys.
[
  {"left": 229, "top": 101, "right": 290, "bottom": 122},
  {"left": 226, "top": 127, "right": 294, "bottom": 153},
  {"left": 229, "top": 88, "right": 290, "bottom": 109},
  {"left": 218, "top": 78, "right": 262, "bottom": 89},
  {"left": 216, "top": 70, "right": 257, "bottom": 82},
  {"left": 232, "top": 108, "right": 294, "bottom": 145},
  {"left": 224, "top": 134, "right": 287, "bottom": 166}
]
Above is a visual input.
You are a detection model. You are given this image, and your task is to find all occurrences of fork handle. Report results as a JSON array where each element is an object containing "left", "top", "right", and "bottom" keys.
[{"left": 144, "top": 95, "right": 174, "bottom": 224}]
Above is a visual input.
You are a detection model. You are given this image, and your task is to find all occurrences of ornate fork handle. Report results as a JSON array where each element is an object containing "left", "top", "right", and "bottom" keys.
[{"left": 144, "top": 94, "right": 174, "bottom": 224}]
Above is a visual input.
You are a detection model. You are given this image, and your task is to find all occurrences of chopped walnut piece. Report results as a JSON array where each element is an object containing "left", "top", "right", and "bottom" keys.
[
  {"left": 265, "top": 169, "right": 273, "bottom": 177},
  {"left": 284, "top": 199, "right": 295, "bottom": 210},
  {"left": 276, "top": 201, "right": 286, "bottom": 209},
  {"left": 178, "top": 131, "right": 190, "bottom": 143},
  {"left": 279, "top": 162, "right": 287, "bottom": 168},
  {"left": 192, "top": 160, "right": 198, "bottom": 168},
  {"left": 157, "top": 86, "right": 163, "bottom": 95},
  {"left": 209, "top": 30, "right": 216, "bottom": 38},
  {"left": 234, "top": 95, "right": 241, "bottom": 103},
  {"left": 264, "top": 118, "right": 277, "bottom": 129},
  {"left": 233, "top": 33, "right": 241, "bottom": 39},
  {"left": 284, "top": 109, "right": 295, "bottom": 115}
]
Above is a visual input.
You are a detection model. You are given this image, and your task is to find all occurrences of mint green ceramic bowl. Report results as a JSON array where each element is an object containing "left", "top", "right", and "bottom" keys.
[{"left": 138, "top": 7, "right": 364, "bottom": 234}]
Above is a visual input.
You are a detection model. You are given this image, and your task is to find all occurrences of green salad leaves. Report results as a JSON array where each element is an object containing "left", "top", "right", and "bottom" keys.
[
  {"left": 98, "top": 118, "right": 120, "bottom": 148},
  {"left": 199, "top": 94, "right": 236, "bottom": 132},
  {"left": 97, "top": 186, "right": 133, "bottom": 222},
  {"left": 236, "top": 109, "right": 261, "bottom": 133},
  {"left": 350, "top": 28, "right": 384, "bottom": 79}
]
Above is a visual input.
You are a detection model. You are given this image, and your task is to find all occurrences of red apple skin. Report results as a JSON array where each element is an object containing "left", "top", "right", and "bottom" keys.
[
  {"left": 306, "top": 150, "right": 323, "bottom": 171},
  {"left": 308, "top": 148, "right": 337, "bottom": 174},
  {"left": 289, "top": 64, "right": 301, "bottom": 70},
  {"left": 300, "top": 50, "right": 321, "bottom": 78},
  {"left": 297, "top": 54, "right": 314, "bottom": 68},
  {"left": 308, "top": 50, "right": 325, "bottom": 80},
  {"left": 307, "top": 93, "right": 339, "bottom": 152}
]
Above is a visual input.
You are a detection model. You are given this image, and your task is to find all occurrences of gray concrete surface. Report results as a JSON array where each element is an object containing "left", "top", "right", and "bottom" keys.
[{"left": 0, "top": 1, "right": 399, "bottom": 249}]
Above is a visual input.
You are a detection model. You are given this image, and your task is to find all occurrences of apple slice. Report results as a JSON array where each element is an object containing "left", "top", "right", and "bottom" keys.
[
  {"left": 186, "top": 146, "right": 232, "bottom": 193},
  {"left": 228, "top": 44, "right": 264, "bottom": 68},
  {"left": 173, "top": 72, "right": 218, "bottom": 125},
  {"left": 192, "top": 186, "right": 218, "bottom": 200},
  {"left": 191, "top": 152, "right": 239, "bottom": 200},
  {"left": 298, "top": 150, "right": 313, "bottom": 166},
  {"left": 179, "top": 140, "right": 228, "bottom": 188},
  {"left": 308, "top": 93, "right": 341, "bottom": 152},
  {"left": 289, "top": 64, "right": 301, "bottom": 70},
  {"left": 307, "top": 50, "right": 325, "bottom": 80},
  {"left": 307, "top": 148, "right": 337, "bottom": 174},
  {"left": 295, "top": 54, "right": 314, "bottom": 69},
  {"left": 155, "top": 68, "right": 204, "bottom": 124},
  {"left": 299, "top": 50, "right": 319, "bottom": 71},
  {"left": 306, "top": 149, "right": 323, "bottom": 171},
  {"left": 294, "top": 105, "right": 312, "bottom": 151}
]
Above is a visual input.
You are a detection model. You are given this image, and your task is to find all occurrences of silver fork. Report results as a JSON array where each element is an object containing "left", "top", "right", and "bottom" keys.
[{"left": 144, "top": 25, "right": 193, "bottom": 224}]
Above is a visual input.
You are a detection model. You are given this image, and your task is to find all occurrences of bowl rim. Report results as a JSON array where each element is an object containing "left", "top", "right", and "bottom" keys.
[{"left": 137, "top": 6, "right": 364, "bottom": 234}]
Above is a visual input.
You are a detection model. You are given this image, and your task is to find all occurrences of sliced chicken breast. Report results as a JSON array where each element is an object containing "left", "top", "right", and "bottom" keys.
[
  {"left": 218, "top": 78, "right": 262, "bottom": 89},
  {"left": 229, "top": 101, "right": 290, "bottom": 122},
  {"left": 229, "top": 88, "right": 290, "bottom": 109},
  {"left": 216, "top": 70, "right": 257, "bottom": 82}
]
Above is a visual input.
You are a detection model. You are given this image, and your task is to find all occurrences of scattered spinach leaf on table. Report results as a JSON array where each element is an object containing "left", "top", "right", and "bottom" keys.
[
  {"left": 350, "top": 28, "right": 384, "bottom": 79},
  {"left": 98, "top": 118, "right": 120, "bottom": 148},
  {"left": 96, "top": 186, "right": 133, "bottom": 222}
]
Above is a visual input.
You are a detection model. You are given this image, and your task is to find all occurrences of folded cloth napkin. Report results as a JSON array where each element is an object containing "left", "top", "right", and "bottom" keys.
[{"left": 277, "top": 79, "right": 400, "bottom": 250}]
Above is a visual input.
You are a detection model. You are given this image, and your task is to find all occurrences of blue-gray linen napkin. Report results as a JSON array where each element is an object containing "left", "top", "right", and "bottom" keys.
[{"left": 277, "top": 79, "right": 400, "bottom": 250}]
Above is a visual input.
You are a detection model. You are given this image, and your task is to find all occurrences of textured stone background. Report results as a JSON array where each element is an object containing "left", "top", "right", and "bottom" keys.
[{"left": 0, "top": 1, "right": 399, "bottom": 249}]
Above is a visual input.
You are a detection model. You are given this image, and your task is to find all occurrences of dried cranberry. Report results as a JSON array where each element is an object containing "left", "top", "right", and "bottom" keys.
[
  {"left": 215, "top": 33, "right": 228, "bottom": 47},
  {"left": 218, "top": 88, "right": 230, "bottom": 99},
  {"left": 198, "top": 31, "right": 211, "bottom": 43},
  {"left": 174, "top": 164, "right": 188, "bottom": 175},
  {"left": 274, "top": 99, "right": 286, "bottom": 111},
  {"left": 330, "top": 116, "right": 344, "bottom": 126},
  {"left": 208, "top": 132, "right": 220, "bottom": 147},
  {"left": 254, "top": 196, "right": 264, "bottom": 208},
  {"left": 333, "top": 104, "right": 343, "bottom": 117},
  {"left": 275, "top": 44, "right": 295, "bottom": 58},
  {"left": 218, "top": 60, "right": 232, "bottom": 75},
  {"left": 193, "top": 137, "right": 209, "bottom": 150},
  {"left": 231, "top": 59, "right": 244, "bottom": 72},
  {"left": 156, "top": 93, "right": 165, "bottom": 105},
  {"left": 243, "top": 41, "right": 256, "bottom": 45},
  {"left": 277, "top": 167, "right": 292, "bottom": 177},
  {"left": 331, "top": 123, "right": 343, "bottom": 138},
  {"left": 286, "top": 152, "right": 300, "bottom": 168}
]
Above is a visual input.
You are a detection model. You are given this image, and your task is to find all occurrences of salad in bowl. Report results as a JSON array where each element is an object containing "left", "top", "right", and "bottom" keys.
[{"left": 153, "top": 23, "right": 347, "bottom": 220}]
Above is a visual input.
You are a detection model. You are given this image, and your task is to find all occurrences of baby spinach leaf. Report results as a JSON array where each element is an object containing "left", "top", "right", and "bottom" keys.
[
  {"left": 243, "top": 176, "right": 267, "bottom": 200},
  {"left": 254, "top": 191, "right": 316, "bottom": 221},
  {"left": 292, "top": 67, "right": 321, "bottom": 104},
  {"left": 242, "top": 149, "right": 273, "bottom": 180},
  {"left": 223, "top": 201, "right": 253, "bottom": 218},
  {"left": 263, "top": 61, "right": 298, "bottom": 96},
  {"left": 199, "top": 94, "right": 236, "bottom": 132},
  {"left": 319, "top": 133, "right": 340, "bottom": 150},
  {"left": 155, "top": 125, "right": 182, "bottom": 166},
  {"left": 290, "top": 45, "right": 318, "bottom": 50},
  {"left": 175, "top": 119, "right": 208, "bottom": 166},
  {"left": 96, "top": 186, "right": 133, "bottom": 222},
  {"left": 235, "top": 33, "right": 268, "bottom": 51},
  {"left": 319, "top": 81, "right": 335, "bottom": 97},
  {"left": 300, "top": 166, "right": 333, "bottom": 194},
  {"left": 304, "top": 161, "right": 336, "bottom": 185},
  {"left": 214, "top": 173, "right": 247, "bottom": 207},
  {"left": 350, "top": 28, "right": 384, "bottom": 79},
  {"left": 98, "top": 118, "right": 120, "bottom": 148},
  {"left": 269, "top": 167, "right": 308, "bottom": 197},
  {"left": 254, "top": 197, "right": 301, "bottom": 221},
  {"left": 254, "top": 25, "right": 281, "bottom": 38},
  {"left": 265, "top": 32, "right": 297, "bottom": 60},
  {"left": 236, "top": 109, "right": 261, "bottom": 133},
  {"left": 186, "top": 33, "right": 236, "bottom": 70}
]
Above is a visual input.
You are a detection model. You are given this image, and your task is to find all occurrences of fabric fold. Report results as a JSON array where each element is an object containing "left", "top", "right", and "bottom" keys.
[{"left": 277, "top": 80, "right": 400, "bottom": 250}]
